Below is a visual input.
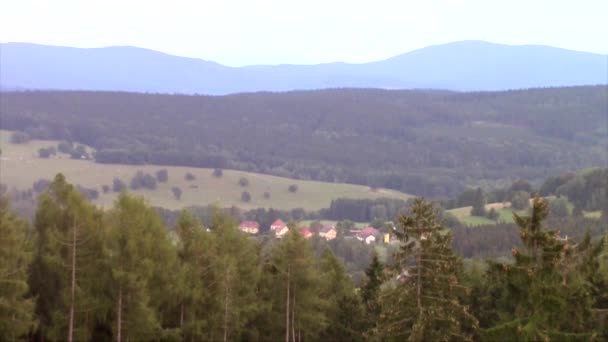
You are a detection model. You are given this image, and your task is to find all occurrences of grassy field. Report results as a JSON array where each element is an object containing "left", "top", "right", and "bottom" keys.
[{"left": 0, "top": 130, "right": 413, "bottom": 211}]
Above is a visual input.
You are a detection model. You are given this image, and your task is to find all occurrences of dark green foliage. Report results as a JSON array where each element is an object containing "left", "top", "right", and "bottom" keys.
[
  {"left": 328, "top": 198, "right": 408, "bottom": 222},
  {"left": 184, "top": 172, "right": 196, "bottom": 181},
  {"left": 549, "top": 197, "right": 569, "bottom": 218},
  {"left": 101, "top": 185, "right": 110, "bottom": 193},
  {"left": 213, "top": 168, "right": 223, "bottom": 178},
  {"left": 486, "top": 208, "right": 499, "bottom": 220},
  {"left": 38, "top": 147, "right": 56, "bottom": 158},
  {"left": 155, "top": 169, "right": 169, "bottom": 182},
  {"left": 263, "top": 191, "right": 271, "bottom": 199},
  {"left": 57, "top": 141, "right": 73, "bottom": 154},
  {"left": 378, "top": 198, "right": 478, "bottom": 340},
  {"left": 238, "top": 177, "right": 249, "bottom": 187},
  {"left": 288, "top": 184, "right": 298, "bottom": 193},
  {"left": 76, "top": 185, "right": 99, "bottom": 200},
  {"left": 241, "top": 191, "right": 251, "bottom": 203},
  {"left": 471, "top": 187, "right": 487, "bottom": 217},
  {"left": 3, "top": 87, "right": 606, "bottom": 197},
  {"left": 112, "top": 178, "right": 127, "bottom": 192},
  {"left": 130, "top": 171, "right": 157, "bottom": 190},
  {"left": 171, "top": 186, "right": 182, "bottom": 200},
  {"left": 361, "top": 252, "right": 384, "bottom": 334},
  {"left": 511, "top": 190, "right": 530, "bottom": 210}
]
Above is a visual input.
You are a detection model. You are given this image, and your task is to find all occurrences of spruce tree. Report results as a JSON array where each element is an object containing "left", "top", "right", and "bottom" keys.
[
  {"left": 378, "top": 198, "right": 478, "bottom": 341},
  {"left": 481, "top": 197, "right": 599, "bottom": 340},
  {"left": 362, "top": 251, "right": 384, "bottom": 335}
]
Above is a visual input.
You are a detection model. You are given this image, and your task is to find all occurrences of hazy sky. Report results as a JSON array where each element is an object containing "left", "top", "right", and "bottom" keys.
[{"left": 1, "top": 0, "right": 607, "bottom": 66}]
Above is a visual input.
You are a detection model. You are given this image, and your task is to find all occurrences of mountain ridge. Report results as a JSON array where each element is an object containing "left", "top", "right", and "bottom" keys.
[{"left": 1, "top": 41, "right": 606, "bottom": 94}]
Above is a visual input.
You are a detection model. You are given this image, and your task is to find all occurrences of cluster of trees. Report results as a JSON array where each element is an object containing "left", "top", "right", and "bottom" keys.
[
  {"left": 2, "top": 86, "right": 605, "bottom": 198},
  {"left": 2, "top": 175, "right": 607, "bottom": 341},
  {"left": 326, "top": 198, "right": 409, "bottom": 222}
]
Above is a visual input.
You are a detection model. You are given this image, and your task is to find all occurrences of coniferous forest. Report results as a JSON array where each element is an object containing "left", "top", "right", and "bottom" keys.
[{"left": 2, "top": 173, "right": 607, "bottom": 341}]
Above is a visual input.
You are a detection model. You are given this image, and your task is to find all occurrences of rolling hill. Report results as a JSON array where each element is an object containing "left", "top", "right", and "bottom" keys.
[
  {"left": 1, "top": 40, "right": 606, "bottom": 94},
  {"left": 0, "top": 131, "right": 412, "bottom": 210}
]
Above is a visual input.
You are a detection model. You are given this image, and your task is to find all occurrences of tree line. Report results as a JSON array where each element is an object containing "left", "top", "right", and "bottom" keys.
[
  {"left": 2, "top": 173, "right": 607, "bottom": 341},
  {"left": 2, "top": 86, "right": 605, "bottom": 198}
]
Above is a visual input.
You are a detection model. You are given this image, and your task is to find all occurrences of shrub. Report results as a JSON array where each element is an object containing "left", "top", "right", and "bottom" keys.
[
  {"left": 130, "top": 171, "right": 157, "bottom": 190},
  {"left": 288, "top": 184, "right": 298, "bottom": 193},
  {"left": 241, "top": 191, "right": 251, "bottom": 202},
  {"left": 185, "top": 172, "right": 196, "bottom": 181},
  {"left": 486, "top": 208, "right": 499, "bottom": 221},
  {"left": 171, "top": 186, "right": 182, "bottom": 200},
  {"left": 213, "top": 168, "right": 223, "bottom": 178},
  {"left": 113, "top": 178, "right": 127, "bottom": 192},
  {"left": 38, "top": 148, "right": 52, "bottom": 158},
  {"left": 238, "top": 177, "right": 249, "bottom": 187},
  {"left": 101, "top": 185, "right": 111, "bottom": 193},
  {"left": 156, "top": 169, "right": 169, "bottom": 182},
  {"left": 263, "top": 191, "right": 271, "bottom": 199},
  {"left": 57, "top": 141, "right": 74, "bottom": 154}
]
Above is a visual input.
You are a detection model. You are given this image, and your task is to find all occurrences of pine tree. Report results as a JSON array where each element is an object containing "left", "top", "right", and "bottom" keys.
[
  {"left": 378, "top": 198, "right": 478, "bottom": 341},
  {"left": 470, "top": 187, "right": 487, "bottom": 217},
  {"left": 362, "top": 251, "right": 384, "bottom": 335},
  {"left": 482, "top": 197, "right": 599, "bottom": 340},
  {"left": 28, "top": 173, "right": 106, "bottom": 342},
  {"left": 0, "top": 196, "right": 36, "bottom": 340}
]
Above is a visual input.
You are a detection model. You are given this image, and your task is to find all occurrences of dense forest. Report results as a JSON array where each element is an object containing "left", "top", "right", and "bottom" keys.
[
  {"left": 1, "top": 173, "right": 607, "bottom": 341},
  {"left": 2, "top": 86, "right": 606, "bottom": 198}
]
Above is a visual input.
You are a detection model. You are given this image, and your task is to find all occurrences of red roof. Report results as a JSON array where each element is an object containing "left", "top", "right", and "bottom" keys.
[
  {"left": 358, "top": 227, "right": 379, "bottom": 238},
  {"left": 271, "top": 219, "right": 286, "bottom": 230},
  {"left": 239, "top": 221, "right": 259, "bottom": 229},
  {"left": 298, "top": 227, "right": 313, "bottom": 237}
]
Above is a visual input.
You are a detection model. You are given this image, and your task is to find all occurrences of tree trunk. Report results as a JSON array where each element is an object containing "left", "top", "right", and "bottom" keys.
[
  {"left": 416, "top": 253, "right": 422, "bottom": 310},
  {"left": 285, "top": 265, "right": 290, "bottom": 342},
  {"left": 67, "top": 225, "right": 77, "bottom": 342},
  {"left": 223, "top": 267, "right": 230, "bottom": 342},
  {"left": 291, "top": 286, "right": 296, "bottom": 342},
  {"left": 116, "top": 284, "right": 122, "bottom": 342},
  {"left": 180, "top": 302, "right": 184, "bottom": 328}
]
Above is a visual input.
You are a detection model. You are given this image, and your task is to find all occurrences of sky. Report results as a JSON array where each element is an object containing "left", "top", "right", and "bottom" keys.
[{"left": 1, "top": 0, "right": 607, "bottom": 66}]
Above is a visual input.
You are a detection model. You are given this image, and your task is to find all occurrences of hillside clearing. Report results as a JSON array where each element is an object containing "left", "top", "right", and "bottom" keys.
[{"left": 0, "top": 131, "right": 413, "bottom": 210}]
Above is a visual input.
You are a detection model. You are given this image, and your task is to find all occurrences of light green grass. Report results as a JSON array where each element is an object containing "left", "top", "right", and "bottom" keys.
[
  {"left": 584, "top": 211, "right": 602, "bottom": 218},
  {"left": 0, "top": 130, "right": 413, "bottom": 211}
]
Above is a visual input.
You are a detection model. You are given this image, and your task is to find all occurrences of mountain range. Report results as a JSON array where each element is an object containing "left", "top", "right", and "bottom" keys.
[{"left": 1, "top": 40, "right": 606, "bottom": 94}]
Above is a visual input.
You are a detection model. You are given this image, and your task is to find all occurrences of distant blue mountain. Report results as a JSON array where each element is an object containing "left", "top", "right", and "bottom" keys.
[{"left": 1, "top": 41, "right": 606, "bottom": 94}]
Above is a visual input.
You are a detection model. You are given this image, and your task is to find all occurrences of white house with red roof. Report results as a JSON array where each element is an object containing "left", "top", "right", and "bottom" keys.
[
  {"left": 319, "top": 225, "right": 337, "bottom": 240},
  {"left": 356, "top": 227, "right": 379, "bottom": 244},
  {"left": 298, "top": 227, "right": 313, "bottom": 239},
  {"left": 270, "top": 219, "right": 289, "bottom": 238},
  {"left": 239, "top": 221, "right": 260, "bottom": 234}
]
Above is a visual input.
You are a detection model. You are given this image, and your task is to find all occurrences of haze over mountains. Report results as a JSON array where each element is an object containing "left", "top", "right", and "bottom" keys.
[{"left": 1, "top": 40, "right": 606, "bottom": 94}]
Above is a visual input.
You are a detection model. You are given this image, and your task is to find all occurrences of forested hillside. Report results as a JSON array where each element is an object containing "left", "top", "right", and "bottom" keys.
[
  {"left": 1, "top": 86, "right": 606, "bottom": 197},
  {"left": 2, "top": 174, "right": 607, "bottom": 341}
]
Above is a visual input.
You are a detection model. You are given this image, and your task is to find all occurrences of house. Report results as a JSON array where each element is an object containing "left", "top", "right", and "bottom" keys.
[
  {"left": 298, "top": 227, "right": 313, "bottom": 239},
  {"left": 270, "top": 219, "right": 289, "bottom": 238},
  {"left": 356, "top": 227, "right": 379, "bottom": 244},
  {"left": 239, "top": 221, "right": 259, "bottom": 234},
  {"left": 318, "top": 225, "right": 337, "bottom": 240}
]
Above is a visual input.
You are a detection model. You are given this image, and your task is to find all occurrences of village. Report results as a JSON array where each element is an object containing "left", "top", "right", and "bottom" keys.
[{"left": 238, "top": 219, "right": 392, "bottom": 244}]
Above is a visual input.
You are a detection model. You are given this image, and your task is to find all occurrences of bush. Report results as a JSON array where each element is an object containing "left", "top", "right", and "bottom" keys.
[
  {"left": 58, "top": 141, "right": 74, "bottom": 154},
  {"left": 185, "top": 172, "right": 196, "bottom": 181},
  {"left": 70, "top": 144, "right": 90, "bottom": 159},
  {"left": 241, "top": 191, "right": 251, "bottom": 202},
  {"left": 130, "top": 171, "right": 157, "bottom": 190},
  {"left": 113, "top": 178, "right": 127, "bottom": 192},
  {"left": 263, "top": 191, "right": 271, "bottom": 199},
  {"left": 156, "top": 169, "right": 169, "bottom": 182},
  {"left": 171, "top": 186, "right": 182, "bottom": 200},
  {"left": 213, "top": 168, "right": 223, "bottom": 178},
  {"left": 288, "top": 184, "right": 298, "bottom": 193},
  {"left": 38, "top": 148, "right": 52, "bottom": 158},
  {"left": 238, "top": 177, "right": 249, "bottom": 187},
  {"left": 10, "top": 131, "right": 30, "bottom": 144},
  {"left": 102, "top": 185, "right": 111, "bottom": 193},
  {"left": 486, "top": 208, "right": 499, "bottom": 221}
]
